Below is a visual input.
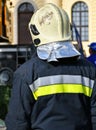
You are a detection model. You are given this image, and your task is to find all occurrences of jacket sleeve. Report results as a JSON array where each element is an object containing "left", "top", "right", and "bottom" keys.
[
  {"left": 5, "top": 69, "right": 35, "bottom": 130},
  {"left": 91, "top": 78, "right": 96, "bottom": 130}
]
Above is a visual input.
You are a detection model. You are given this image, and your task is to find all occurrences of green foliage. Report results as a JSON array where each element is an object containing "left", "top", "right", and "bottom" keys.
[{"left": 0, "top": 85, "right": 11, "bottom": 120}]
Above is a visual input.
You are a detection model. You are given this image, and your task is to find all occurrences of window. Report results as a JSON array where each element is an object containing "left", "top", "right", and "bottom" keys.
[
  {"left": 72, "top": 2, "right": 88, "bottom": 41},
  {"left": 19, "top": 3, "right": 34, "bottom": 12},
  {"left": 18, "top": 3, "right": 34, "bottom": 44}
]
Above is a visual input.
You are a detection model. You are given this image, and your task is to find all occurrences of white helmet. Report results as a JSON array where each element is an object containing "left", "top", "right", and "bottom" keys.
[{"left": 29, "top": 3, "right": 71, "bottom": 46}]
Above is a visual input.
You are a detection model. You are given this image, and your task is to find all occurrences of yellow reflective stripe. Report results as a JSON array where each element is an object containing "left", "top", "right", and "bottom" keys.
[{"left": 33, "top": 84, "right": 92, "bottom": 100}]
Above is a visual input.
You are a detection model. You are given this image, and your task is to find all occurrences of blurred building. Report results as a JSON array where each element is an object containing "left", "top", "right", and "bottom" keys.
[
  {"left": 1, "top": 0, "right": 96, "bottom": 55},
  {"left": 0, "top": 0, "right": 2, "bottom": 35}
]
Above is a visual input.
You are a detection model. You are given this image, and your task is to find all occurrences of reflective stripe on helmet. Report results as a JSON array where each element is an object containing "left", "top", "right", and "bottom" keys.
[{"left": 29, "top": 75, "right": 94, "bottom": 100}]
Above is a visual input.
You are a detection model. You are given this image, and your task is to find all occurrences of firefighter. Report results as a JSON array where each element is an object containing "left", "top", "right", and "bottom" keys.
[
  {"left": 5, "top": 3, "right": 96, "bottom": 130},
  {"left": 87, "top": 42, "right": 96, "bottom": 67}
]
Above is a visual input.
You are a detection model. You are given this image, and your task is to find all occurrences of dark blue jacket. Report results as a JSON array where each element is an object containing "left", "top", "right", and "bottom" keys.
[
  {"left": 87, "top": 54, "right": 96, "bottom": 67},
  {"left": 5, "top": 53, "right": 96, "bottom": 130}
]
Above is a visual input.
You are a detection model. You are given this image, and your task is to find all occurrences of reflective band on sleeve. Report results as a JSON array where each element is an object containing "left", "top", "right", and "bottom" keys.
[{"left": 29, "top": 75, "right": 94, "bottom": 100}]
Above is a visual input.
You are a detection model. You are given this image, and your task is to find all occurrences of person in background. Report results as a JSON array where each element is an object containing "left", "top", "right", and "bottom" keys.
[
  {"left": 87, "top": 42, "right": 96, "bottom": 67},
  {"left": 5, "top": 3, "right": 96, "bottom": 130}
]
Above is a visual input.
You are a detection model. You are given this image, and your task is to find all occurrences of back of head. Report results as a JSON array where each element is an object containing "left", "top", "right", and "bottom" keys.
[
  {"left": 88, "top": 42, "right": 96, "bottom": 51},
  {"left": 88, "top": 42, "right": 96, "bottom": 55},
  {"left": 29, "top": 3, "right": 71, "bottom": 46},
  {"left": 29, "top": 3, "right": 80, "bottom": 62}
]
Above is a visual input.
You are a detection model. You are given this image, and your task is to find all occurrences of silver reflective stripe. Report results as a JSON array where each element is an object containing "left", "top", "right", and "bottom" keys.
[{"left": 29, "top": 75, "right": 94, "bottom": 92}]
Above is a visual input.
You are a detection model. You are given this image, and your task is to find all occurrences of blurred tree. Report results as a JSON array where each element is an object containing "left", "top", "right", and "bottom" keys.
[{"left": 0, "top": 85, "right": 11, "bottom": 119}]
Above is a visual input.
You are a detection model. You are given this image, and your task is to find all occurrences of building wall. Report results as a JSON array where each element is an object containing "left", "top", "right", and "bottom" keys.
[
  {"left": 0, "top": 0, "right": 2, "bottom": 35},
  {"left": 45, "top": 0, "right": 62, "bottom": 7},
  {"left": 6, "top": 0, "right": 96, "bottom": 56}
]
